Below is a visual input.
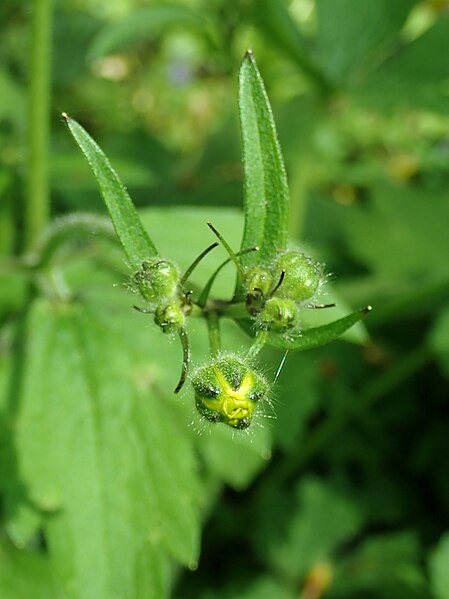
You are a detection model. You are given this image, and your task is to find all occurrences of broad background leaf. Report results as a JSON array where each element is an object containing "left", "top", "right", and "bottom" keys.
[
  {"left": 342, "top": 183, "right": 449, "bottom": 278},
  {"left": 355, "top": 14, "right": 449, "bottom": 112},
  {"left": 315, "top": 0, "right": 417, "bottom": 83},
  {"left": 253, "top": 477, "right": 363, "bottom": 580},
  {"left": 88, "top": 4, "right": 210, "bottom": 61},
  {"left": 429, "top": 533, "right": 449, "bottom": 599},
  {"left": 17, "top": 299, "right": 187, "bottom": 598}
]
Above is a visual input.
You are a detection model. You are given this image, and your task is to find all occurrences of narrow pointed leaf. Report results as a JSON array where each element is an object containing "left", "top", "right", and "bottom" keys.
[
  {"left": 238, "top": 51, "right": 290, "bottom": 292},
  {"left": 63, "top": 114, "right": 157, "bottom": 269},
  {"left": 266, "top": 306, "right": 372, "bottom": 351}
]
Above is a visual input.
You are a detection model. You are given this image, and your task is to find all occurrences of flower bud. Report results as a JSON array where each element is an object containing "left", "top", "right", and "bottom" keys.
[
  {"left": 273, "top": 250, "right": 322, "bottom": 302},
  {"left": 244, "top": 266, "right": 273, "bottom": 315},
  {"left": 192, "top": 355, "right": 269, "bottom": 429},
  {"left": 258, "top": 297, "right": 298, "bottom": 333},
  {"left": 154, "top": 301, "right": 185, "bottom": 334},
  {"left": 244, "top": 266, "right": 273, "bottom": 296},
  {"left": 133, "top": 259, "right": 179, "bottom": 303}
]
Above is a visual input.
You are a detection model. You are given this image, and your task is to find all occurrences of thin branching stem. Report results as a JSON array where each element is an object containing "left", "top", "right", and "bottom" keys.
[{"left": 206, "top": 310, "right": 221, "bottom": 357}]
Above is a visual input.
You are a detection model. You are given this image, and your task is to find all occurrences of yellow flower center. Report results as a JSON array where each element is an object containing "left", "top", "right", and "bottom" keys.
[{"left": 202, "top": 370, "right": 256, "bottom": 427}]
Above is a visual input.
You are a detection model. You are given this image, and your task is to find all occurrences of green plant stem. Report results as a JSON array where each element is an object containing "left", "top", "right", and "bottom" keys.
[
  {"left": 206, "top": 311, "right": 221, "bottom": 357},
  {"left": 214, "top": 301, "right": 249, "bottom": 319},
  {"left": 25, "top": 0, "right": 53, "bottom": 251},
  {"left": 247, "top": 331, "right": 268, "bottom": 359}
]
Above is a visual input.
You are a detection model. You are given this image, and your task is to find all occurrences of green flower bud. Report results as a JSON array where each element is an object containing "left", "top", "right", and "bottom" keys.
[
  {"left": 258, "top": 297, "right": 298, "bottom": 333},
  {"left": 154, "top": 301, "right": 185, "bottom": 334},
  {"left": 273, "top": 250, "right": 322, "bottom": 302},
  {"left": 192, "top": 355, "right": 269, "bottom": 429},
  {"left": 133, "top": 259, "right": 179, "bottom": 303},
  {"left": 244, "top": 266, "right": 273, "bottom": 296},
  {"left": 244, "top": 266, "right": 273, "bottom": 315}
]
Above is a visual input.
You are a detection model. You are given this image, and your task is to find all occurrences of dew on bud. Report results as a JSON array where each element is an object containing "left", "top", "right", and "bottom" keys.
[{"left": 192, "top": 355, "right": 269, "bottom": 430}]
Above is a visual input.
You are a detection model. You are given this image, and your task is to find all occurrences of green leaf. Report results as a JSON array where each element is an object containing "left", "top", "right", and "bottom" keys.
[
  {"left": 196, "top": 422, "right": 271, "bottom": 490},
  {"left": 355, "top": 14, "right": 449, "bottom": 112},
  {"left": 334, "top": 532, "right": 427, "bottom": 596},
  {"left": 238, "top": 51, "right": 290, "bottom": 286},
  {"left": 254, "top": 477, "right": 363, "bottom": 580},
  {"left": 88, "top": 4, "right": 209, "bottom": 61},
  {"left": 270, "top": 353, "right": 321, "bottom": 452},
  {"left": 342, "top": 183, "right": 449, "bottom": 279},
  {"left": 0, "top": 540, "right": 59, "bottom": 599},
  {"left": 429, "top": 533, "right": 449, "bottom": 599},
  {"left": 197, "top": 576, "right": 296, "bottom": 599},
  {"left": 298, "top": 281, "right": 370, "bottom": 345},
  {"left": 315, "top": 0, "right": 417, "bottom": 83},
  {"left": 17, "top": 298, "right": 201, "bottom": 598},
  {"left": 429, "top": 304, "right": 449, "bottom": 378},
  {"left": 63, "top": 114, "right": 157, "bottom": 270},
  {"left": 253, "top": 0, "right": 331, "bottom": 92},
  {"left": 252, "top": 306, "right": 371, "bottom": 351}
]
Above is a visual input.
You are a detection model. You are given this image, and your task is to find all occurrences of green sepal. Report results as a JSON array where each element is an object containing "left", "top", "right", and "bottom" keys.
[
  {"left": 62, "top": 114, "right": 157, "bottom": 270},
  {"left": 237, "top": 51, "right": 290, "bottom": 297},
  {"left": 238, "top": 306, "right": 371, "bottom": 351},
  {"left": 267, "top": 306, "right": 372, "bottom": 350}
]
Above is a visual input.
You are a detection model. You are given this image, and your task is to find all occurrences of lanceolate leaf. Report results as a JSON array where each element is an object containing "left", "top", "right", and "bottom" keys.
[
  {"left": 63, "top": 114, "right": 157, "bottom": 270},
  {"left": 238, "top": 51, "right": 290, "bottom": 293},
  {"left": 16, "top": 298, "right": 201, "bottom": 598},
  {"left": 266, "top": 306, "right": 372, "bottom": 351}
]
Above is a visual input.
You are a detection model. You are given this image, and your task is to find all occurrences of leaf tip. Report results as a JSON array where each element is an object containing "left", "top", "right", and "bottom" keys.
[
  {"left": 61, "top": 111, "right": 70, "bottom": 123},
  {"left": 362, "top": 305, "right": 373, "bottom": 315}
]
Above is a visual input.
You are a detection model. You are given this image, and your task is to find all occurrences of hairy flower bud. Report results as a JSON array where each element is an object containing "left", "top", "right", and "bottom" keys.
[
  {"left": 273, "top": 250, "right": 322, "bottom": 302},
  {"left": 244, "top": 266, "right": 273, "bottom": 296},
  {"left": 133, "top": 259, "right": 179, "bottom": 303},
  {"left": 154, "top": 301, "right": 185, "bottom": 334},
  {"left": 258, "top": 297, "right": 299, "bottom": 333},
  {"left": 244, "top": 266, "right": 273, "bottom": 315},
  {"left": 192, "top": 355, "right": 269, "bottom": 429}
]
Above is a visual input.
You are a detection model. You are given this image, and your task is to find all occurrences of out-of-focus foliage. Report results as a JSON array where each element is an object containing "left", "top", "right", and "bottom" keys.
[{"left": 1, "top": 0, "right": 449, "bottom": 597}]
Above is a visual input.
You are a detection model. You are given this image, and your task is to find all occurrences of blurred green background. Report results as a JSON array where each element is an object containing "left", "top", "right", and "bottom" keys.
[{"left": 2, "top": 0, "right": 449, "bottom": 598}]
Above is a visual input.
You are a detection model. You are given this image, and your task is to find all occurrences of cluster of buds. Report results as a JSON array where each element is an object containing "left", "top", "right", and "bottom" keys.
[
  {"left": 131, "top": 228, "right": 330, "bottom": 431},
  {"left": 245, "top": 250, "right": 327, "bottom": 335},
  {"left": 132, "top": 258, "right": 191, "bottom": 334}
]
